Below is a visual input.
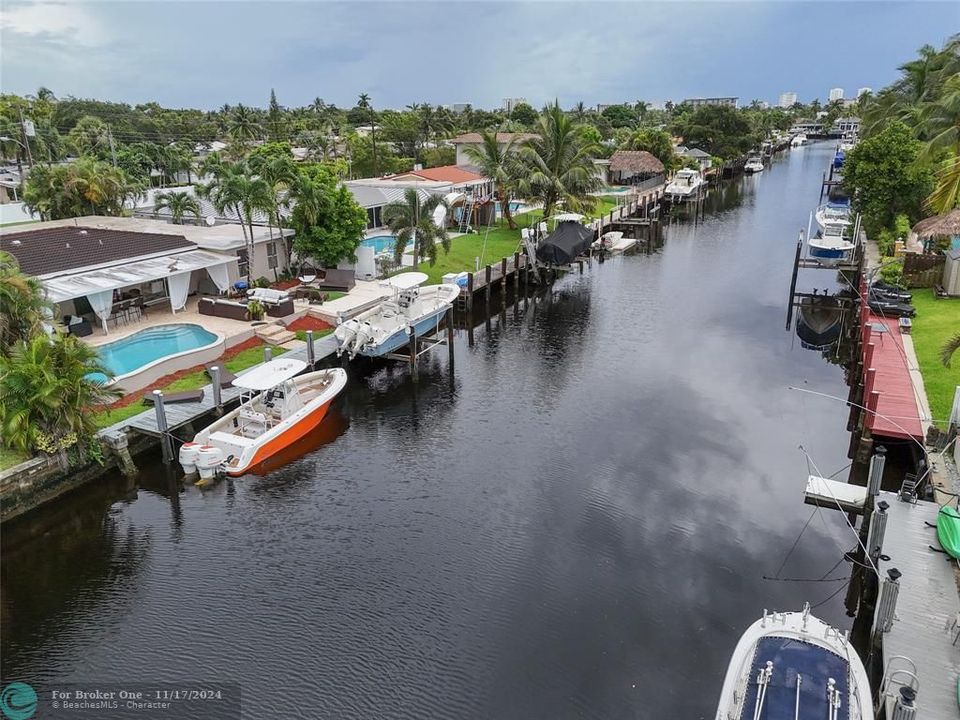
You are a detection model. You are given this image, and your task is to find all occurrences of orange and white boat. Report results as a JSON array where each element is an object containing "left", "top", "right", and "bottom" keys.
[{"left": 181, "top": 358, "right": 347, "bottom": 479}]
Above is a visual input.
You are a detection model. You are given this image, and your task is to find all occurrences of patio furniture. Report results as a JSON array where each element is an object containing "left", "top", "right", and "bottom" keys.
[
  {"left": 313, "top": 268, "right": 355, "bottom": 291},
  {"left": 198, "top": 297, "right": 248, "bottom": 321},
  {"left": 247, "top": 287, "right": 290, "bottom": 305},
  {"left": 142, "top": 389, "right": 204, "bottom": 405},
  {"left": 204, "top": 364, "right": 237, "bottom": 387},
  {"left": 265, "top": 299, "right": 295, "bottom": 318},
  {"left": 63, "top": 315, "right": 92, "bottom": 337}
]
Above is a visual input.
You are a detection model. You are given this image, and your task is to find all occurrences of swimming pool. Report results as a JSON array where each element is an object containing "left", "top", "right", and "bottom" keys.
[
  {"left": 596, "top": 186, "right": 632, "bottom": 195},
  {"left": 88, "top": 324, "right": 220, "bottom": 385},
  {"left": 361, "top": 235, "right": 398, "bottom": 254}
]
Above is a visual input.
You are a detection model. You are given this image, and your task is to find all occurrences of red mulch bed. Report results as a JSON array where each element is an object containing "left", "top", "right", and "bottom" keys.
[
  {"left": 286, "top": 316, "right": 333, "bottom": 332},
  {"left": 272, "top": 279, "right": 301, "bottom": 291},
  {"left": 103, "top": 336, "right": 263, "bottom": 411}
]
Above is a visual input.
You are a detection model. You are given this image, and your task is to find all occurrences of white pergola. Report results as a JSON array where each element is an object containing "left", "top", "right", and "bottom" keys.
[{"left": 43, "top": 248, "right": 235, "bottom": 332}]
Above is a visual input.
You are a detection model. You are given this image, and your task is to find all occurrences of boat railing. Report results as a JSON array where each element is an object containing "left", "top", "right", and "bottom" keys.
[{"left": 875, "top": 655, "right": 919, "bottom": 714}]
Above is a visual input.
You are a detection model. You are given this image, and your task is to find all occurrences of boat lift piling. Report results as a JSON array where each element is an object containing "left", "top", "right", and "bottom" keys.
[
  {"left": 152, "top": 390, "right": 173, "bottom": 464},
  {"left": 305, "top": 330, "right": 316, "bottom": 368},
  {"left": 210, "top": 366, "right": 223, "bottom": 411}
]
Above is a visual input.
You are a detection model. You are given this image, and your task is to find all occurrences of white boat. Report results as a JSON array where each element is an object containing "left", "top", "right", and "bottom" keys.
[
  {"left": 714, "top": 603, "right": 873, "bottom": 720},
  {"left": 665, "top": 169, "right": 706, "bottom": 202},
  {"left": 809, "top": 222, "right": 856, "bottom": 265},
  {"left": 791, "top": 134, "right": 808, "bottom": 147},
  {"left": 815, "top": 202, "right": 851, "bottom": 230},
  {"left": 744, "top": 157, "right": 764, "bottom": 174},
  {"left": 334, "top": 273, "right": 460, "bottom": 359},
  {"left": 592, "top": 230, "right": 636, "bottom": 254},
  {"left": 182, "top": 359, "right": 348, "bottom": 478}
]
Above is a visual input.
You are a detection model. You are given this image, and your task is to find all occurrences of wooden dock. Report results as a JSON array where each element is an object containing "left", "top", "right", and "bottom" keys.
[{"left": 456, "top": 188, "right": 663, "bottom": 311}]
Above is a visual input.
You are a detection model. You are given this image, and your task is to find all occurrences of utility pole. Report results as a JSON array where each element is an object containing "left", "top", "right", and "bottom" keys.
[
  {"left": 108, "top": 128, "right": 117, "bottom": 167},
  {"left": 18, "top": 108, "right": 34, "bottom": 169}
]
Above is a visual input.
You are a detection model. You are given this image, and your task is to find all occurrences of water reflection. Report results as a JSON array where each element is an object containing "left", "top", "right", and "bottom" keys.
[{"left": 1, "top": 145, "right": 859, "bottom": 719}]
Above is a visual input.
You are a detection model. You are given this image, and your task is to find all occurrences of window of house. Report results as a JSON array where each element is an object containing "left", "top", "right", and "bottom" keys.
[
  {"left": 267, "top": 242, "right": 278, "bottom": 270},
  {"left": 367, "top": 208, "right": 376, "bottom": 229},
  {"left": 238, "top": 249, "right": 249, "bottom": 278}
]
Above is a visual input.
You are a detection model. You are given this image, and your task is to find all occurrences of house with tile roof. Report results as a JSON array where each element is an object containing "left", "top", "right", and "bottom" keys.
[{"left": 449, "top": 132, "right": 538, "bottom": 166}]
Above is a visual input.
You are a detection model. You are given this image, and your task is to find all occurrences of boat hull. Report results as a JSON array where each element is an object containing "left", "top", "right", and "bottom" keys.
[
  {"left": 715, "top": 607, "right": 873, "bottom": 720},
  {"left": 193, "top": 368, "right": 348, "bottom": 477},
  {"left": 226, "top": 397, "right": 335, "bottom": 476},
  {"left": 358, "top": 306, "right": 447, "bottom": 357}
]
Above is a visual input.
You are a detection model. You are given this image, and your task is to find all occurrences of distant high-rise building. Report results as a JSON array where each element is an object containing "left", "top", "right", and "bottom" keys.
[
  {"left": 829, "top": 88, "right": 844, "bottom": 102},
  {"left": 683, "top": 97, "right": 739, "bottom": 109},
  {"left": 502, "top": 97, "right": 527, "bottom": 114},
  {"left": 857, "top": 87, "right": 872, "bottom": 98},
  {"left": 778, "top": 92, "right": 798, "bottom": 108},
  {"left": 450, "top": 103, "right": 470, "bottom": 113}
]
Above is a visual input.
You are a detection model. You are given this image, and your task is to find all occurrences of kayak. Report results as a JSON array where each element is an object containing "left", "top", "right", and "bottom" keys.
[{"left": 937, "top": 505, "right": 960, "bottom": 559}]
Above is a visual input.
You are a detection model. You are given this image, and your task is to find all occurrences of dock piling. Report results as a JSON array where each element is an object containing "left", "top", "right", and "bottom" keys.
[
  {"left": 445, "top": 309, "right": 454, "bottom": 367},
  {"left": 408, "top": 328, "right": 418, "bottom": 381},
  {"left": 485, "top": 264, "right": 492, "bottom": 309},
  {"left": 152, "top": 390, "right": 173, "bottom": 464},
  {"left": 306, "top": 330, "right": 315, "bottom": 367},
  {"left": 874, "top": 568, "right": 902, "bottom": 633},
  {"left": 211, "top": 366, "right": 223, "bottom": 410},
  {"left": 264, "top": 346, "right": 272, "bottom": 363}
]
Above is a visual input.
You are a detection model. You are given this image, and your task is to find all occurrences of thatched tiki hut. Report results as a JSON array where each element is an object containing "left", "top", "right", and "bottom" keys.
[
  {"left": 912, "top": 209, "right": 960, "bottom": 245},
  {"left": 607, "top": 150, "right": 665, "bottom": 186}
]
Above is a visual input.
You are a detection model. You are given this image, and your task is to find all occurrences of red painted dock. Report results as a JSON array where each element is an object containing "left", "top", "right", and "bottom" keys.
[{"left": 860, "top": 311, "right": 924, "bottom": 441}]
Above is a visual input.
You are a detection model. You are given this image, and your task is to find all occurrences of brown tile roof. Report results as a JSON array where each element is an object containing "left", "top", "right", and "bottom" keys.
[
  {"left": 449, "top": 132, "right": 539, "bottom": 145},
  {"left": 389, "top": 165, "right": 485, "bottom": 184},
  {"left": 0, "top": 225, "right": 193, "bottom": 277},
  {"left": 608, "top": 150, "right": 665, "bottom": 174}
]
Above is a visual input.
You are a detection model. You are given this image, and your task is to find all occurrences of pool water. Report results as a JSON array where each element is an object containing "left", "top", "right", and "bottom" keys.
[
  {"left": 88, "top": 324, "right": 218, "bottom": 383},
  {"left": 361, "top": 235, "right": 398, "bottom": 254},
  {"left": 597, "top": 186, "right": 631, "bottom": 194}
]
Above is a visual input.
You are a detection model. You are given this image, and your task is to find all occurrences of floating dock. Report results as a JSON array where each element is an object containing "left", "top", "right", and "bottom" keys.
[{"left": 803, "top": 474, "right": 867, "bottom": 514}]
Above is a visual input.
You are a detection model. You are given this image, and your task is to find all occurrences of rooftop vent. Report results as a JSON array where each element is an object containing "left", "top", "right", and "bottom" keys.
[
  {"left": 11, "top": 239, "right": 21, "bottom": 246},
  {"left": 65, "top": 242, "right": 71, "bottom": 249}
]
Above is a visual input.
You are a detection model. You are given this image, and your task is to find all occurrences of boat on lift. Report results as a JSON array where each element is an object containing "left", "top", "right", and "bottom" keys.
[
  {"left": 182, "top": 359, "right": 347, "bottom": 479},
  {"left": 809, "top": 222, "right": 856, "bottom": 265},
  {"left": 334, "top": 272, "right": 460, "bottom": 359},
  {"left": 665, "top": 168, "right": 706, "bottom": 202},
  {"left": 744, "top": 156, "right": 764, "bottom": 174},
  {"left": 791, "top": 134, "right": 808, "bottom": 147},
  {"left": 815, "top": 201, "right": 851, "bottom": 231},
  {"left": 714, "top": 603, "right": 873, "bottom": 720}
]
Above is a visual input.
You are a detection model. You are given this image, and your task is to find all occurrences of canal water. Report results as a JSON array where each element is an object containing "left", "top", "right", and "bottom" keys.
[{"left": 2, "top": 144, "right": 857, "bottom": 719}]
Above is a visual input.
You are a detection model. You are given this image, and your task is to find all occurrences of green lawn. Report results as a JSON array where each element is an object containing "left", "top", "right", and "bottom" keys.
[
  {"left": 0, "top": 447, "right": 28, "bottom": 471},
  {"left": 909, "top": 289, "right": 960, "bottom": 428},
  {"left": 410, "top": 199, "right": 621, "bottom": 284},
  {"left": 294, "top": 328, "right": 333, "bottom": 342},
  {"left": 93, "top": 344, "right": 288, "bottom": 429}
]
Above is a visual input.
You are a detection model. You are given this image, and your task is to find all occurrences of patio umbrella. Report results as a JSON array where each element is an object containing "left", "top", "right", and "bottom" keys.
[{"left": 911, "top": 209, "right": 960, "bottom": 238}]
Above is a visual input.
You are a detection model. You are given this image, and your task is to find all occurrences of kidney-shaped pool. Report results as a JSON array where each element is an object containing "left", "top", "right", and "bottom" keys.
[{"left": 88, "top": 324, "right": 222, "bottom": 386}]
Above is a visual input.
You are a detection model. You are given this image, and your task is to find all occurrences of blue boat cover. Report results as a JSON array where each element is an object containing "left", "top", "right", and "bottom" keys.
[{"left": 739, "top": 636, "right": 849, "bottom": 720}]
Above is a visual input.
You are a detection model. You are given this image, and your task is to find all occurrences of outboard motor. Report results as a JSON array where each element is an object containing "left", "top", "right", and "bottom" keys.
[
  {"left": 195, "top": 445, "right": 225, "bottom": 481},
  {"left": 334, "top": 322, "right": 358, "bottom": 357},
  {"left": 348, "top": 324, "right": 373, "bottom": 359},
  {"left": 178, "top": 442, "right": 200, "bottom": 475}
]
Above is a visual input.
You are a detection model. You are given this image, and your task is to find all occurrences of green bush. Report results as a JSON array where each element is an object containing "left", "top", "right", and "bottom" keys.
[
  {"left": 254, "top": 276, "right": 271, "bottom": 288},
  {"left": 879, "top": 258, "right": 904, "bottom": 285},
  {"left": 247, "top": 299, "right": 264, "bottom": 320}
]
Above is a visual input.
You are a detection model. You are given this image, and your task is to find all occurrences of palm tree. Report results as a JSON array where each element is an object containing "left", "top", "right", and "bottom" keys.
[
  {"left": 514, "top": 102, "right": 602, "bottom": 221},
  {"left": 248, "top": 152, "right": 299, "bottom": 265},
  {"left": 229, "top": 104, "right": 263, "bottom": 145},
  {"left": 382, "top": 188, "right": 450, "bottom": 266},
  {"left": 0, "top": 251, "right": 52, "bottom": 353},
  {"left": 198, "top": 157, "right": 252, "bottom": 274},
  {"left": 572, "top": 101, "right": 588, "bottom": 122},
  {"left": 0, "top": 334, "right": 119, "bottom": 456},
  {"left": 357, "top": 93, "right": 378, "bottom": 176},
  {"left": 154, "top": 190, "right": 201, "bottom": 224},
  {"left": 919, "top": 73, "right": 960, "bottom": 213},
  {"left": 942, "top": 333, "right": 960, "bottom": 368},
  {"left": 463, "top": 128, "right": 519, "bottom": 229}
]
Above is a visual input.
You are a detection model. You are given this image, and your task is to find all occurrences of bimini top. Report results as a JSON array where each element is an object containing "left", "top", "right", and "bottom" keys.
[
  {"left": 384, "top": 271, "right": 428, "bottom": 290},
  {"left": 553, "top": 212, "right": 584, "bottom": 224},
  {"left": 233, "top": 358, "right": 307, "bottom": 391}
]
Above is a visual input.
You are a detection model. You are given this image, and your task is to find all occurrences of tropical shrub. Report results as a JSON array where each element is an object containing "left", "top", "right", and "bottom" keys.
[
  {"left": 0, "top": 334, "right": 119, "bottom": 456},
  {"left": 0, "top": 251, "right": 52, "bottom": 353},
  {"left": 247, "top": 299, "right": 264, "bottom": 320}
]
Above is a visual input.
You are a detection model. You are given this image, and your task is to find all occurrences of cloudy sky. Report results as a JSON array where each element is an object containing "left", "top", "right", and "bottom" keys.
[{"left": 2, "top": 1, "right": 957, "bottom": 110}]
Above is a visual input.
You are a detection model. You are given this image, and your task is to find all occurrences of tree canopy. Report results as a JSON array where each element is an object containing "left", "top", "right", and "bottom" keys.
[{"left": 289, "top": 164, "right": 367, "bottom": 267}]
